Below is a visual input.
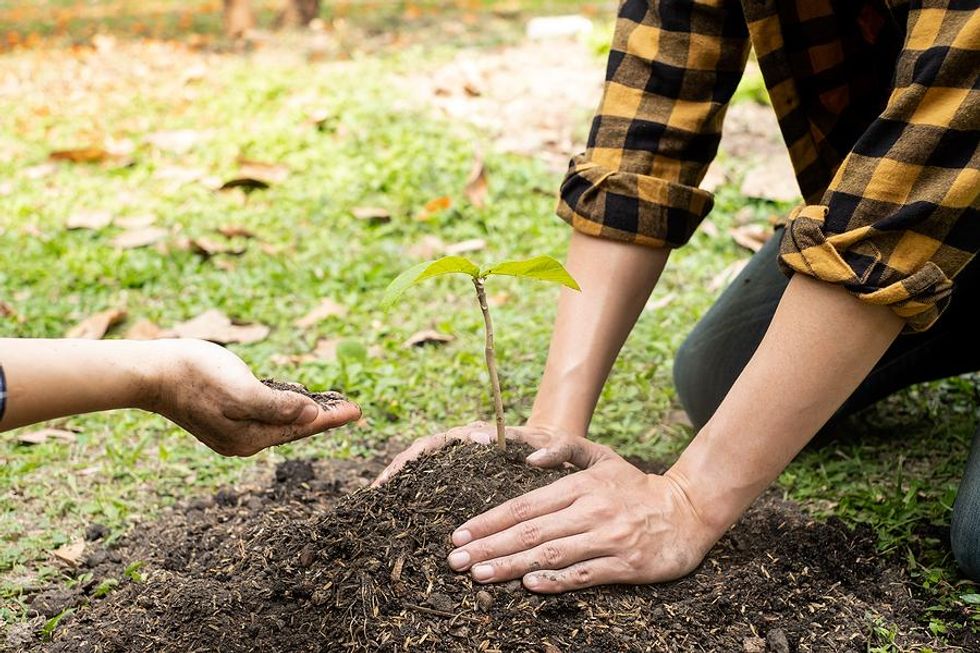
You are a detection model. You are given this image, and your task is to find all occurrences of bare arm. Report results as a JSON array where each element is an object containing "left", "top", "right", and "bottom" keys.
[
  {"left": 0, "top": 338, "right": 360, "bottom": 456},
  {"left": 529, "top": 230, "right": 669, "bottom": 435}
]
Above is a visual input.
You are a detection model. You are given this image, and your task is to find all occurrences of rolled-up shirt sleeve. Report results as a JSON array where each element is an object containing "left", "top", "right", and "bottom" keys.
[
  {"left": 557, "top": 0, "right": 751, "bottom": 249},
  {"left": 779, "top": 4, "right": 979, "bottom": 332}
]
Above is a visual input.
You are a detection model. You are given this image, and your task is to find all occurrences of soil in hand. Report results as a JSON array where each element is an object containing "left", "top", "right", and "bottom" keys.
[
  {"left": 260, "top": 378, "right": 349, "bottom": 410},
  {"left": 34, "top": 444, "right": 969, "bottom": 652}
]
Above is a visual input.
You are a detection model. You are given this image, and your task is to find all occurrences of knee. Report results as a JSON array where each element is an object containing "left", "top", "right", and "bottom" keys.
[
  {"left": 952, "top": 491, "right": 980, "bottom": 581},
  {"left": 672, "top": 335, "right": 716, "bottom": 431}
]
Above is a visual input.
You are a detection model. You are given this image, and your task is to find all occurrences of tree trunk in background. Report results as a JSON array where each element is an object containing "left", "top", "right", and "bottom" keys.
[
  {"left": 223, "top": 0, "right": 256, "bottom": 38},
  {"left": 279, "top": 0, "right": 321, "bottom": 27}
]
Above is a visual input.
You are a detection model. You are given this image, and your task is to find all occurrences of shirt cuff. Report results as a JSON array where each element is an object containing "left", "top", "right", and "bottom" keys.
[
  {"left": 556, "top": 155, "right": 714, "bottom": 249},
  {"left": 778, "top": 205, "right": 954, "bottom": 332}
]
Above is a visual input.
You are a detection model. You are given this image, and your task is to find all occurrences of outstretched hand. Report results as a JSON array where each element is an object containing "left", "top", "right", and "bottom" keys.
[
  {"left": 376, "top": 422, "right": 722, "bottom": 592},
  {"left": 144, "top": 339, "right": 361, "bottom": 456}
]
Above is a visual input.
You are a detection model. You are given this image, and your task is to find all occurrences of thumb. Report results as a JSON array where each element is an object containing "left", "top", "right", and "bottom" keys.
[
  {"left": 249, "top": 385, "right": 321, "bottom": 426},
  {"left": 526, "top": 439, "right": 608, "bottom": 470}
]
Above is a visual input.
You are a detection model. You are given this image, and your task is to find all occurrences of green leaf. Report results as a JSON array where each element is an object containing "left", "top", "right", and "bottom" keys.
[
  {"left": 382, "top": 256, "right": 479, "bottom": 308},
  {"left": 961, "top": 593, "right": 980, "bottom": 604},
  {"left": 484, "top": 255, "right": 580, "bottom": 290}
]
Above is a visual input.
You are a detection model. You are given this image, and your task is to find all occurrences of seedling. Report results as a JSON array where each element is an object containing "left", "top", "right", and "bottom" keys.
[{"left": 383, "top": 255, "right": 579, "bottom": 450}]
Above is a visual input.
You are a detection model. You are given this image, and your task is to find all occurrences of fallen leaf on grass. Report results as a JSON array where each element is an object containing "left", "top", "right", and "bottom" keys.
[
  {"left": 66, "top": 308, "right": 127, "bottom": 339},
  {"left": 170, "top": 309, "right": 269, "bottom": 344},
  {"left": 488, "top": 292, "right": 510, "bottom": 307},
  {"left": 295, "top": 299, "right": 348, "bottom": 328},
  {"left": 115, "top": 214, "right": 156, "bottom": 229},
  {"left": 66, "top": 210, "right": 113, "bottom": 230},
  {"left": 217, "top": 224, "right": 255, "bottom": 239},
  {"left": 49, "top": 146, "right": 111, "bottom": 164},
  {"left": 112, "top": 227, "right": 168, "bottom": 249},
  {"left": 190, "top": 237, "right": 246, "bottom": 257},
  {"left": 311, "top": 338, "right": 339, "bottom": 362},
  {"left": 0, "top": 300, "right": 17, "bottom": 318},
  {"left": 408, "top": 235, "right": 446, "bottom": 259},
  {"left": 153, "top": 165, "right": 209, "bottom": 185},
  {"left": 218, "top": 177, "right": 270, "bottom": 192},
  {"left": 663, "top": 408, "right": 693, "bottom": 428},
  {"left": 237, "top": 159, "right": 289, "bottom": 185},
  {"left": 146, "top": 129, "right": 204, "bottom": 155},
  {"left": 708, "top": 259, "right": 749, "bottom": 292},
  {"left": 444, "top": 238, "right": 486, "bottom": 255},
  {"left": 464, "top": 156, "right": 488, "bottom": 208},
  {"left": 18, "top": 428, "right": 77, "bottom": 445},
  {"left": 700, "top": 219, "right": 720, "bottom": 239},
  {"left": 730, "top": 224, "right": 771, "bottom": 253},
  {"left": 416, "top": 196, "right": 452, "bottom": 221},
  {"left": 351, "top": 207, "right": 391, "bottom": 224},
  {"left": 646, "top": 292, "right": 676, "bottom": 310},
  {"left": 51, "top": 541, "right": 85, "bottom": 567},
  {"left": 403, "top": 329, "right": 454, "bottom": 348},
  {"left": 124, "top": 319, "right": 167, "bottom": 340}
]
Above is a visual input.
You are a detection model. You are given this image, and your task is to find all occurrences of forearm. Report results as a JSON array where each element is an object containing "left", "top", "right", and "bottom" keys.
[
  {"left": 529, "top": 231, "right": 669, "bottom": 435},
  {"left": 0, "top": 339, "right": 158, "bottom": 431},
  {"left": 667, "top": 274, "right": 905, "bottom": 531}
]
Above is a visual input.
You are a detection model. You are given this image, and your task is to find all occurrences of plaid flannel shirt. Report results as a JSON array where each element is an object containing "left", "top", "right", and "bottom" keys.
[{"left": 558, "top": 0, "right": 979, "bottom": 331}]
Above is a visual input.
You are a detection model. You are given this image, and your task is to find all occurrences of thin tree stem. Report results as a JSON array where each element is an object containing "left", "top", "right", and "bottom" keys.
[{"left": 473, "top": 278, "right": 506, "bottom": 450}]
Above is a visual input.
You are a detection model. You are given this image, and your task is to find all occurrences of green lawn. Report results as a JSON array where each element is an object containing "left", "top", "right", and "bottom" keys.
[{"left": 0, "top": 3, "right": 977, "bottom": 647}]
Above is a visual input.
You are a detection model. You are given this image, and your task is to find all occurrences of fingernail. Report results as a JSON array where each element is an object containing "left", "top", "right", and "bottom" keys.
[
  {"left": 524, "top": 574, "right": 541, "bottom": 589},
  {"left": 447, "top": 550, "right": 470, "bottom": 570},
  {"left": 471, "top": 564, "right": 493, "bottom": 582},
  {"left": 452, "top": 529, "right": 472, "bottom": 546},
  {"left": 298, "top": 404, "right": 319, "bottom": 424},
  {"left": 526, "top": 449, "right": 547, "bottom": 464}
]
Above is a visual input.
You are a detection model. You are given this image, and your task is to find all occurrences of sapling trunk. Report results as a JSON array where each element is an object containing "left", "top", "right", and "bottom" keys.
[{"left": 473, "top": 278, "right": 506, "bottom": 450}]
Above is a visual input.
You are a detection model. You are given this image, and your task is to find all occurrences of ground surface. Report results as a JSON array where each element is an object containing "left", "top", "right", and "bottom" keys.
[
  {"left": 29, "top": 444, "right": 977, "bottom": 652},
  {"left": 0, "top": 1, "right": 977, "bottom": 650}
]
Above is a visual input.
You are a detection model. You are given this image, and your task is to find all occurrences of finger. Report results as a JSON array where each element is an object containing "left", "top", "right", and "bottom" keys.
[
  {"left": 242, "top": 382, "right": 321, "bottom": 426},
  {"left": 265, "top": 400, "right": 363, "bottom": 446},
  {"left": 448, "top": 510, "right": 586, "bottom": 571},
  {"left": 525, "top": 439, "right": 611, "bottom": 470},
  {"left": 458, "top": 533, "right": 595, "bottom": 584},
  {"left": 452, "top": 476, "right": 580, "bottom": 546},
  {"left": 522, "top": 558, "right": 627, "bottom": 594}
]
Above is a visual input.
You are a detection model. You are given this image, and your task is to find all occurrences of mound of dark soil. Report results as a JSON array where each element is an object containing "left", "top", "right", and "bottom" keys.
[{"left": 30, "top": 444, "right": 963, "bottom": 652}]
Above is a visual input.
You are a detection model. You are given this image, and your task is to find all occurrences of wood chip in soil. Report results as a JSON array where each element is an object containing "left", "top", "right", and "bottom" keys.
[{"left": 33, "top": 444, "right": 974, "bottom": 652}]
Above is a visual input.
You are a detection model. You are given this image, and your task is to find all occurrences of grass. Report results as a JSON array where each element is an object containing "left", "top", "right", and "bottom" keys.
[{"left": 0, "top": 2, "right": 977, "bottom": 647}]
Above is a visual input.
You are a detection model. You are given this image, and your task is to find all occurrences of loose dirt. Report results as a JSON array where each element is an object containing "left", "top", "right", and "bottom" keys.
[
  {"left": 260, "top": 378, "right": 349, "bottom": 411},
  {"left": 24, "top": 444, "right": 973, "bottom": 652}
]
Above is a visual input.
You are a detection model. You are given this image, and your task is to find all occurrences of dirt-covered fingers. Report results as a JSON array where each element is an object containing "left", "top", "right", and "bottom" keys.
[
  {"left": 522, "top": 559, "right": 628, "bottom": 593},
  {"left": 451, "top": 476, "right": 580, "bottom": 547},
  {"left": 447, "top": 512, "right": 583, "bottom": 572},
  {"left": 462, "top": 534, "right": 598, "bottom": 584}
]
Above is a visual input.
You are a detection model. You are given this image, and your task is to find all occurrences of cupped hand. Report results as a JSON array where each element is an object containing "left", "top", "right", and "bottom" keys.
[
  {"left": 143, "top": 339, "right": 361, "bottom": 456},
  {"left": 444, "top": 437, "right": 722, "bottom": 593}
]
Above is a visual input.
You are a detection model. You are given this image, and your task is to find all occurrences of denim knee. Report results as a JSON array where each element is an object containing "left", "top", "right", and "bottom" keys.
[{"left": 951, "top": 427, "right": 980, "bottom": 582}]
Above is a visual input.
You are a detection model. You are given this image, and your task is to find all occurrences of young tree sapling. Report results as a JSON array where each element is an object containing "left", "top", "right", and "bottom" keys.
[{"left": 383, "top": 255, "right": 579, "bottom": 450}]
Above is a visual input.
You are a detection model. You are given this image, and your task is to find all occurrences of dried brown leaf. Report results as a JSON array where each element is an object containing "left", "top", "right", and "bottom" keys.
[
  {"left": 51, "top": 541, "right": 86, "bottom": 566},
  {"left": 190, "top": 237, "right": 246, "bottom": 257},
  {"left": 112, "top": 227, "right": 168, "bottom": 249},
  {"left": 408, "top": 235, "right": 446, "bottom": 259},
  {"left": 295, "top": 299, "right": 348, "bottom": 329},
  {"left": 351, "top": 207, "right": 391, "bottom": 224},
  {"left": 146, "top": 129, "right": 204, "bottom": 155},
  {"left": 464, "top": 156, "right": 488, "bottom": 208},
  {"left": 708, "top": 259, "right": 749, "bottom": 292},
  {"left": 170, "top": 309, "right": 269, "bottom": 345},
  {"left": 444, "top": 238, "right": 486, "bottom": 255},
  {"left": 403, "top": 329, "right": 454, "bottom": 348},
  {"left": 124, "top": 319, "right": 167, "bottom": 340},
  {"left": 217, "top": 224, "right": 255, "bottom": 239},
  {"left": 237, "top": 159, "right": 289, "bottom": 185},
  {"left": 18, "top": 428, "right": 77, "bottom": 445},
  {"left": 311, "top": 338, "right": 339, "bottom": 362},
  {"left": 730, "top": 224, "right": 771, "bottom": 253},
  {"left": 49, "top": 147, "right": 110, "bottom": 164},
  {"left": 218, "top": 177, "right": 270, "bottom": 192},
  {"left": 66, "top": 210, "right": 113, "bottom": 231},
  {"left": 416, "top": 196, "right": 452, "bottom": 221},
  {"left": 0, "top": 300, "right": 17, "bottom": 318},
  {"left": 66, "top": 308, "right": 127, "bottom": 339}
]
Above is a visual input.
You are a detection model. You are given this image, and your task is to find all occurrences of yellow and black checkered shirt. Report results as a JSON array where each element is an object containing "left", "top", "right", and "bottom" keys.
[{"left": 558, "top": 0, "right": 978, "bottom": 331}]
